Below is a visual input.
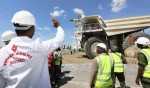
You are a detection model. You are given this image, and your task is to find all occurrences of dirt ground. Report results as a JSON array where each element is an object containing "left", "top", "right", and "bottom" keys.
[
  {"left": 62, "top": 52, "right": 138, "bottom": 64},
  {"left": 61, "top": 52, "right": 142, "bottom": 88},
  {"left": 62, "top": 52, "right": 92, "bottom": 64}
]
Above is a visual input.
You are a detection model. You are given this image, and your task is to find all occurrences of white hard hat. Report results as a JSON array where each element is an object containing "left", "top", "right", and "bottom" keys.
[
  {"left": 97, "top": 43, "right": 107, "bottom": 50},
  {"left": 11, "top": 10, "right": 36, "bottom": 28},
  {"left": 1, "top": 31, "right": 16, "bottom": 42},
  {"left": 135, "top": 37, "right": 150, "bottom": 46}
]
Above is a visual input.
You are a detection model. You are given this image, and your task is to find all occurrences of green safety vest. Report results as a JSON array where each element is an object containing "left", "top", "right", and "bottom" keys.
[
  {"left": 54, "top": 52, "right": 62, "bottom": 65},
  {"left": 140, "top": 48, "right": 150, "bottom": 78},
  {"left": 111, "top": 52, "right": 124, "bottom": 73},
  {"left": 95, "top": 53, "right": 113, "bottom": 88}
]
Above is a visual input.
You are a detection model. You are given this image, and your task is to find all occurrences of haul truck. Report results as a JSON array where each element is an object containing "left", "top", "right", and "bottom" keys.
[{"left": 71, "top": 15, "right": 150, "bottom": 59}]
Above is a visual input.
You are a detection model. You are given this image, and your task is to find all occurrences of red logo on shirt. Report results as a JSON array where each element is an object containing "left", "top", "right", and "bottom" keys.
[
  {"left": 4, "top": 45, "right": 32, "bottom": 65},
  {"left": 11, "top": 44, "right": 17, "bottom": 52}
]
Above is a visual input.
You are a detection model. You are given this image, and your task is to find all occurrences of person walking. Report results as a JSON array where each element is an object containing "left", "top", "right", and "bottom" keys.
[
  {"left": 93, "top": 43, "right": 114, "bottom": 88},
  {"left": 110, "top": 47, "right": 128, "bottom": 88},
  {"left": 135, "top": 37, "right": 150, "bottom": 88},
  {"left": 53, "top": 48, "right": 63, "bottom": 88}
]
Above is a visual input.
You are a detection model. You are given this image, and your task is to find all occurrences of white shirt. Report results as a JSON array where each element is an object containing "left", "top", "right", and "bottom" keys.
[{"left": 0, "top": 26, "right": 64, "bottom": 88}]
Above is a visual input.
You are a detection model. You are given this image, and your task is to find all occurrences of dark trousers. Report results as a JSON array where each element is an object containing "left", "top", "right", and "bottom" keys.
[
  {"left": 49, "top": 65, "right": 62, "bottom": 88},
  {"left": 49, "top": 67, "right": 55, "bottom": 88},
  {"left": 141, "top": 77, "right": 150, "bottom": 88},
  {"left": 113, "top": 72, "right": 126, "bottom": 88},
  {"left": 55, "top": 65, "right": 62, "bottom": 79}
]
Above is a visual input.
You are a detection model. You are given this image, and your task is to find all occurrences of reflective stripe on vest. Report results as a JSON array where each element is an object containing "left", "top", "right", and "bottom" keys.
[
  {"left": 140, "top": 48, "right": 150, "bottom": 78},
  {"left": 95, "top": 53, "right": 113, "bottom": 87},
  {"left": 111, "top": 52, "right": 124, "bottom": 72}
]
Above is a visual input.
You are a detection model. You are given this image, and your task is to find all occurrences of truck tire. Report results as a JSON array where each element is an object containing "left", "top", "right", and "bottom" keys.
[
  {"left": 122, "top": 32, "right": 150, "bottom": 50},
  {"left": 85, "top": 37, "right": 104, "bottom": 59}
]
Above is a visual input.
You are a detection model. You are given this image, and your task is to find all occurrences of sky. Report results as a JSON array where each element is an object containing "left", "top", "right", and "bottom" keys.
[{"left": 0, "top": 0, "right": 150, "bottom": 45}]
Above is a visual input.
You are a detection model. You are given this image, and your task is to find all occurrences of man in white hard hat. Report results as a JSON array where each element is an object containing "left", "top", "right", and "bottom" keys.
[
  {"left": 1, "top": 31, "right": 16, "bottom": 45},
  {"left": 0, "top": 10, "right": 64, "bottom": 88},
  {"left": 92, "top": 43, "right": 114, "bottom": 88},
  {"left": 135, "top": 37, "right": 150, "bottom": 88}
]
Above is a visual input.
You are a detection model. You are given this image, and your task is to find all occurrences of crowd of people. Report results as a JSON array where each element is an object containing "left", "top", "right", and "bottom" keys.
[
  {"left": 0, "top": 10, "right": 150, "bottom": 88},
  {"left": 92, "top": 37, "right": 150, "bottom": 88}
]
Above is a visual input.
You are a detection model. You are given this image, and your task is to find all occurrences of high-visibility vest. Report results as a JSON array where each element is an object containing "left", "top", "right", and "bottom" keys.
[
  {"left": 54, "top": 51, "right": 62, "bottom": 65},
  {"left": 111, "top": 52, "right": 124, "bottom": 73},
  {"left": 140, "top": 48, "right": 150, "bottom": 78},
  {"left": 95, "top": 53, "right": 113, "bottom": 88}
]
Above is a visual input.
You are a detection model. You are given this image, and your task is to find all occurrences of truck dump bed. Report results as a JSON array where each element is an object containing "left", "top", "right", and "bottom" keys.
[{"left": 78, "top": 15, "right": 150, "bottom": 36}]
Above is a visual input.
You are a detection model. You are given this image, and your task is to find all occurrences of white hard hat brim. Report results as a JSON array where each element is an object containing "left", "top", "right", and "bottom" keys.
[{"left": 14, "top": 25, "right": 33, "bottom": 31}]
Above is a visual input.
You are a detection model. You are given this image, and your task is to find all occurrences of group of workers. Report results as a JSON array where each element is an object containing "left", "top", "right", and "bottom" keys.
[
  {"left": 0, "top": 10, "right": 150, "bottom": 88},
  {"left": 93, "top": 37, "right": 150, "bottom": 88}
]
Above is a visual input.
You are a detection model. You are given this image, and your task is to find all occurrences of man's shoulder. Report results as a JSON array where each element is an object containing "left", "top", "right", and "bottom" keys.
[
  {"left": 11, "top": 37, "right": 42, "bottom": 46},
  {"left": 138, "top": 52, "right": 146, "bottom": 58},
  {"left": 138, "top": 51, "right": 148, "bottom": 67}
]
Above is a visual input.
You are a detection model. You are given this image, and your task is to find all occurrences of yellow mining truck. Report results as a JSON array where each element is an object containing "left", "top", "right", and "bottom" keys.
[{"left": 72, "top": 15, "right": 150, "bottom": 59}]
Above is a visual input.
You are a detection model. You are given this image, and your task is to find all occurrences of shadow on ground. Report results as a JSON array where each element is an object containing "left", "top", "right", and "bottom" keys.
[{"left": 57, "top": 71, "right": 74, "bottom": 87}]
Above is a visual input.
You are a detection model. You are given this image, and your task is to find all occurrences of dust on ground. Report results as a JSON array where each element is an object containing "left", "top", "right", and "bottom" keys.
[{"left": 62, "top": 52, "right": 92, "bottom": 64}]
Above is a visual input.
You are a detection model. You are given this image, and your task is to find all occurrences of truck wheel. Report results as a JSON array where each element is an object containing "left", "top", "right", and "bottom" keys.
[
  {"left": 122, "top": 32, "right": 150, "bottom": 50},
  {"left": 85, "top": 37, "right": 104, "bottom": 59}
]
